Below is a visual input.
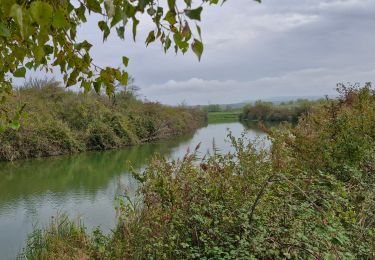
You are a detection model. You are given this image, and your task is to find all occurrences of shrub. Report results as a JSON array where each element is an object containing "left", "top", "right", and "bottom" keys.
[
  {"left": 0, "top": 117, "right": 82, "bottom": 160},
  {"left": 240, "top": 99, "right": 324, "bottom": 122},
  {"left": 85, "top": 120, "right": 122, "bottom": 150},
  {"left": 0, "top": 80, "right": 206, "bottom": 161}
]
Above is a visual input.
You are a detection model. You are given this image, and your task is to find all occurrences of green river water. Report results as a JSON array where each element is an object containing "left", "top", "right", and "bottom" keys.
[{"left": 0, "top": 121, "right": 267, "bottom": 259}]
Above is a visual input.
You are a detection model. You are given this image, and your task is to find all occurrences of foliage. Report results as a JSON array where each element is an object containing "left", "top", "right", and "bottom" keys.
[
  {"left": 21, "top": 213, "right": 93, "bottom": 259},
  {"left": 240, "top": 98, "right": 325, "bottom": 122},
  {"left": 207, "top": 111, "right": 241, "bottom": 123},
  {"left": 21, "top": 83, "right": 375, "bottom": 259},
  {"left": 0, "top": 0, "right": 261, "bottom": 129},
  {"left": 201, "top": 104, "right": 239, "bottom": 113},
  {"left": 201, "top": 104, "right": 222, "bottom": 112},
  {"left": 0, "top": 79, "right": 206, "bottom": 161}
]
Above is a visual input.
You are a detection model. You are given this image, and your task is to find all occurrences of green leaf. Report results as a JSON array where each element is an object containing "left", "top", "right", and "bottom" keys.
[
  {"left": 154, "top": 7, "right": 164, "bottom": 26},
  {"left": 44, "top": 45, "right": 54, "bottom": 55},
  {"left": 185, "top": 7, "right": 203, "bottom": 21},
  {"left": 25, "top": 62, "right": 34, "bottom": 70},
  {"left": 196, "top": 24, "right": 202, "bottom": 40},
  {"left": 67, "top": 69, "right": 79, "bottom": 86},
  {"left": 181, "top": 23, "right": 191, "bottom": 40},
  {"left": 0, "top": 23, "right": 10, "bottom": 38},
  {"left": 93, "top": 80, "right": 102, "bottom": 93},
  {"left": 53, "top": 9, "right": 69, "bottom": 28},
  {"left": 75, "top": 4, "right": 87, "bottom": 22},
  {"left": 138, "top": 0, "right": 150, "bottom": 12},
  {"left": 164, "top": 37, "right": 171, "bottom": 53},
  {"left": 132, "top": 17, "right": 139, "bottom": 41},
  {"left": 75, "top": 40, "right": 93, "bottom": 51},
  {"left": 184, "top": 0, "right": 192, "bottom": 7},
  {"left": 164, "top": 11, "right": 176, "bottom": 25},
  {"left": 86, "top": 0, "right": 102, "bottom": 13},
  {"left": 173, "top": 33, "right": 188, "bottom": 52},
  {"left": 98, "top": 21, "right": 110, "bottom": 41},
  {"left": 120, "top": 72, "right": 128, "bottom": 86},
  {"left": 30, "top": 1, "right": 53, "bottom": 26},
  {"left": 125, "top": 4, "right": 136, "bottom": 17},
  {"left": 10, "top": 4, "right": 23, "bottom": 29},
  {"left": 81, "top": 80, "right": 91, "bottom": 94},
  {"left": 145, "top": 31, "right": 155, "bottom": 46},
  {"left": 122, "top": 56, "right": 129, "bottom": 67},
  {"left": 168, "top": 0, "right": 176, "bottom": 10},
  {"left": 110, "top": 6, "right": 123, "bottom": 27},
  {"left": 116, "top": 26, "right": 125, "bottom": 39},
  {"left": 192, "top": 39, "right": 203, "bottom": 61},
  {"left": 32, "top": 45, "right": 45, "bottom": 64},
  {"left": 13, "top": 67, "right": 26, "bottom": 78}
]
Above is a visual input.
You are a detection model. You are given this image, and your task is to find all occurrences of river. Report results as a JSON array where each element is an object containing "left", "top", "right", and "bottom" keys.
[{"left": 0, "top": 121, "right": 267, "bottom": 259}]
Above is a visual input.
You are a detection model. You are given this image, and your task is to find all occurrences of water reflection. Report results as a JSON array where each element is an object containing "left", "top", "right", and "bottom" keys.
[{"left": 0, "top": 122, "right": 266, "bottom": 258}]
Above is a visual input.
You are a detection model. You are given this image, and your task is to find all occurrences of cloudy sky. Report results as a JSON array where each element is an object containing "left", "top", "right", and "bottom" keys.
[{"left": 24, "top": 0, "right": 375, "bottom": 105}]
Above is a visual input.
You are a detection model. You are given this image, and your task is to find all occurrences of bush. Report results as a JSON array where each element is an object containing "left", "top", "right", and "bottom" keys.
[
  {"left": 0, "top": 118, "right": 82, "bottom": 161},
  {"left": 0, "top": 80, "right": 206, "bottom": 161},
  {"left": 85, "top": 120, "right": 122, "bottom": 150},
  {"left": 240, "top": 99, "right": 324, "bottom": 122}
]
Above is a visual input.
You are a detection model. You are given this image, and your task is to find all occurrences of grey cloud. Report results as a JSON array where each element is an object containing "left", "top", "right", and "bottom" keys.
[
  {"left": 143, "top": 65, "right": 375, "bottom": 105},
  {"left": 16, "top": 0, "right": 375, "bottom": 105}
]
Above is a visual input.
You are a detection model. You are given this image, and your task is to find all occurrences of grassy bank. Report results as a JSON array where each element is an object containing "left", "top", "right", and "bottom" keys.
[
  {"left": 21, "top": 83, "right": 375, "bottom": 259},
  {"left": 0, "top": 80, "right": 206, "bottom": 161},
  {"left": 207, "top": 111, "right": 241, "bottom": 123}
]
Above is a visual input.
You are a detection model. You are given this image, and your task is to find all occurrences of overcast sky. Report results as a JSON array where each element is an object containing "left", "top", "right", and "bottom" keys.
[{"left": 22, "top": 0, "right": 375, "bottom": 105}]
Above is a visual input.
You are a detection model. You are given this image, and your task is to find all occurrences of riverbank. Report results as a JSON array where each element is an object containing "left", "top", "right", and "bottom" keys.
[
  {"left": 21, "top": 84, "right": 375, "bottom": 259},
  {"left": 0, "top": 80, "right": 207, "bottom": 161},
  {"left": 207, "top": 111, "right": 241, "bottom": 123}
]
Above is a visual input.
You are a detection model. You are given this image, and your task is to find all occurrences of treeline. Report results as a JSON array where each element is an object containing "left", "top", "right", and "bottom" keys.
[
  {"left": 240, "top": 99, "right": 325, "bottom": 122},
  {"left": 0, "top": 80, "right": 206, "bottom": 161},
  {"left": 200, "top": 104, "right": 237, "bottom": 113},
  {"left": 22, "top": 83, "right": 375, "bottom": 258}
]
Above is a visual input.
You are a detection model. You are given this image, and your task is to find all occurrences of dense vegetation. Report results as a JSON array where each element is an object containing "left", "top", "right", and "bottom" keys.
[
  {"left": 0, "top": 80, "right": 206, "bottom": 161},
  {"left": 200, "top": 104, "right": 235, "bottom": 113},
  {"left": 207, "top": 111, "right": 242, "bottom": 123},
  {"left": 200, "top": 103, "right": 242, "bottom": 123},
  {"left": 22, "top": 83, "right": 375, "bottom": 259},
  {"left": 240, "top": 99, "right": 325, "bottom": 122}
]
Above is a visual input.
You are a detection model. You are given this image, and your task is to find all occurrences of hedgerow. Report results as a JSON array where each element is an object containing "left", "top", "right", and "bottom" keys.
[{"left": 0, "top": 80, "right": 206, "bottom": 161}]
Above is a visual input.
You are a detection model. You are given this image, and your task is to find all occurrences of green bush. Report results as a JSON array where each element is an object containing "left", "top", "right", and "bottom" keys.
[
  {"left": 106, "top": 114, "right": 138, "bottom": 145},
  {"left": 0, "top": 80, "right": 206, "bottom": 161},
  {"left": 85, "top": 120, "right": 122, "bottom": 150},
  {"left": 0, "top": 118, "right": 82, "bottom": 160},
  {"left": 240, "top": 99, "right": 324, "bottom": 122}
]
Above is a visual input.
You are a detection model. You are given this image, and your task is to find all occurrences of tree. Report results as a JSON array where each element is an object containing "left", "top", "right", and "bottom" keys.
[{"left": 0, "top": 0, "right": 261, "bottom": 130}]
